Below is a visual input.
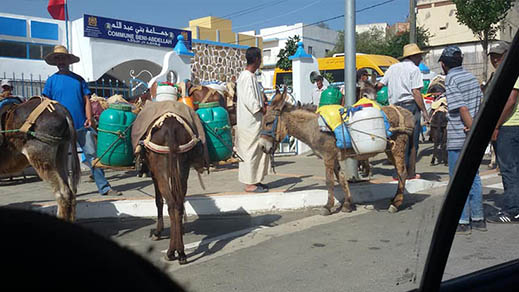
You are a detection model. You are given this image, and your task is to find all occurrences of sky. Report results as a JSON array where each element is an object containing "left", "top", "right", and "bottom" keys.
[{"left": 2, "top": 0, "right": 410, "bottom": 33}]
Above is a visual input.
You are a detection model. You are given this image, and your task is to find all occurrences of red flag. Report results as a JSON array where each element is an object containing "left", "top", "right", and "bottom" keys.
[{"left": 47, "top": 0, "right": 66, "bottom": 20}]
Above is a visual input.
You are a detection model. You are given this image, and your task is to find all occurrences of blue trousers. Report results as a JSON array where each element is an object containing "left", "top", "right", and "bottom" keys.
[
  {"left": 77, "top": 127, "right": 111, "bottom": 195},
  {"left": 495, "top": 126, "right": 519, "bottom": 214},
  {"left": 448, "top": 150, "right": 484, "bottom": 224}
]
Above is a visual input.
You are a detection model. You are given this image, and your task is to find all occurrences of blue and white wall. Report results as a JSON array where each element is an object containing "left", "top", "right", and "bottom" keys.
[{"left": 0, "top": 13, "right": 66, "bottom": 79}]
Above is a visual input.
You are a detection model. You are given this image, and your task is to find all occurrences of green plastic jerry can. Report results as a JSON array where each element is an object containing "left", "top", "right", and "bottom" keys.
[
  {"left": 97, "top": 103, "right": 136, "bottom": 166},
  {"left": 196, "top": 102, "right": 233, "bottom": 162}
]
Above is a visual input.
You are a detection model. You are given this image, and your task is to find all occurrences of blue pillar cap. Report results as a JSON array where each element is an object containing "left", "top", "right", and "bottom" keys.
[
  {"left": 289, "top": 41, "right": 312, "bottom": 60},
  {"left": 174, "top": 35, "right": 195, "bottom": 57}
]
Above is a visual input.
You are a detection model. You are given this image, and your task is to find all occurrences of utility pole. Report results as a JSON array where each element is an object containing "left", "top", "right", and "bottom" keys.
[
  {"left": 409, "top": 0, "right": 417, "bottom": 43},
  {"left": 344, "top": 0, "right": 359, "bottom": 181}
]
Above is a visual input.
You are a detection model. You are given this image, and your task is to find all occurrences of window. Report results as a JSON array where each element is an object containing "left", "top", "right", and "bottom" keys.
[
  {"left": 0, "top": 41, "right": 26, "bottom": 58},
  {"left": 263, "top": 49, "right": 271, "bottom": 58},
  {"left": 0, "top": 41, "right": 55, "bottom": 60},
  {"left": 308, "top": 46, "right": 313, "bottom": 54}
]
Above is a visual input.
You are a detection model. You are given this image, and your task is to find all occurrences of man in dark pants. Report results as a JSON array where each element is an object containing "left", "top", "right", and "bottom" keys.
[
  {"left": 376, "top": 43, "right": 430, "bottom": 179},
  {"left": 486, "top": 42, "right": 519, "bottom": 223}
]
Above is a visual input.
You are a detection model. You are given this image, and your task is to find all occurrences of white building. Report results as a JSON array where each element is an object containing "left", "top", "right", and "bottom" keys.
[
  {"left": 1, "top": 13, "right": 195, "bottom": 97},
  {"left": 242, "top": 23, "right": 339, "bottom": 89},
  {"left": 0, "top": 13, "right": 67, "bottom": 83}
]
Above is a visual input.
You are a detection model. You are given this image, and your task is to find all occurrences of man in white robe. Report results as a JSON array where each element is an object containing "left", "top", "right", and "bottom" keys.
[{"left": 236, "top": 47, "right": 271, "bottom": 192}]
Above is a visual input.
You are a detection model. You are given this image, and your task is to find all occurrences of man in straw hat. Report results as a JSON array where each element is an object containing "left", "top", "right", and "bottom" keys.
[
  {"left": 485, "top": 41, "right": 519, "bottom": 224},
  {"left": 439, "top": 45, "right": 486, "bottom": 234},
  {"left": 376, "top": 43, "right": 430, "bottom": 180},
  {"left": 42, "top": 45, "right": 121, "bottom": 196}
]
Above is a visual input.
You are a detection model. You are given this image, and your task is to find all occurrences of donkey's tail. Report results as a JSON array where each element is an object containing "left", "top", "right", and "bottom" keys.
[
  {"left": 65, "top": 112, "right": 80, "bottom": 195},
  {"left": 166, "top": 119, "right": 184, "bottom": 207}
]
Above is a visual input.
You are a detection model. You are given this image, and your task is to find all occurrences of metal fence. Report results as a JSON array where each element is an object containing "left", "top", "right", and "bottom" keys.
[{"left": 1, "top": 72, "right": 135, "bottom": 100}]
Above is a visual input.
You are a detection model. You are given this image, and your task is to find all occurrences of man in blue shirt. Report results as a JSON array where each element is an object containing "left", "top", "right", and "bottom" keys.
[{"left": 43, "top": 45, "right": 121, "bottom": 196}]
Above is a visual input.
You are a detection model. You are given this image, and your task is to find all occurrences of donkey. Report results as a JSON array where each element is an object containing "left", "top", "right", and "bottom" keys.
[
  {"left": 0, "top": 97, "right": 80, "bottom": 221},
  {"left": 141, "top": 115, "right": 207, "bottom": 264},
  {"left": 187, "top": 81, "right": 237, "bottom": 126},
  {"left": 259, "top": 84, "right": 415, "bottom": 214}
]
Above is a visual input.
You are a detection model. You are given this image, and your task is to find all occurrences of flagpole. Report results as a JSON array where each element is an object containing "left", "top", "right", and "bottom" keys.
[{"left": 65, "top": 0, "right": 70, "bottom": 49}]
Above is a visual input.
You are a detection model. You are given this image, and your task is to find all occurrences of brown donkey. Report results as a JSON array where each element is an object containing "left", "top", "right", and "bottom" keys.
[
  {"left": 142, "top": 116, "right": 206, "bottom": 264},
  {"left": 259, "top": 85, "right": 415, "bottom": 214},
  {"left": 0, "top": 97, "right": 80, "bottom": 221}
]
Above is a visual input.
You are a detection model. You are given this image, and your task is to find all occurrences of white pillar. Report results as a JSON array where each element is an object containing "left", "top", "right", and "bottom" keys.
[{"left": 289, "top": 42, "right": 319, "bottom": 155}]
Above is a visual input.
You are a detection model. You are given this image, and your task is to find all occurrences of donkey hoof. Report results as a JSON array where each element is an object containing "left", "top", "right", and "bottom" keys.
[
  {"left": 320, "top": 207, "right": 332, "bottom": 216},
  {"left": 388, "top": 204, "right": 398, "bottom": 213},
  {"left": 164, "top": 254, "right": 176, "bottom": 262},
  {"left": 151, "top": 234, "right": 160, "bottom": 241},
  {"left": 178, "top": 257, "right": 188, "bottom": 265},
  {"left": 341, "top": 205, "right": 354, "bottom": 213}
]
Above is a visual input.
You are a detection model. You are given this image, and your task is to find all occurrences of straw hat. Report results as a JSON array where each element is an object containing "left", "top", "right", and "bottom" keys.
[
  {"left": 44, "top": 45, "right": 80, "bottom": 66},
  {"left": 399, "top": 43, "right": 426, "bottom": 60}
]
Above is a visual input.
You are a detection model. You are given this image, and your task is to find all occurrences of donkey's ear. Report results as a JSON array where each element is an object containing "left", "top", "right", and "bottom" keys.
[{"left": 271, "top": 88, "right": 284, "bottom": 106}]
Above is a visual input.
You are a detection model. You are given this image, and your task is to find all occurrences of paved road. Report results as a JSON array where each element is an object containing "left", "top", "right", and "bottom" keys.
[{"left": 76, "top": 174, "right": 518, "bottom": 292}]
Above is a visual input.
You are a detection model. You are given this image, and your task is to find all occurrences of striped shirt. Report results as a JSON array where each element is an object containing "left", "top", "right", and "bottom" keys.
[{"left": 445, "top": 66, "right": 483, "bottom": 150}]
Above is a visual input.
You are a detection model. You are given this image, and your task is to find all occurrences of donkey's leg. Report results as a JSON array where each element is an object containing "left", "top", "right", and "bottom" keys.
[
  {"left": 164, "top": 202, "right": 178, "bottom": 261},
  {"left": 55, "top": 144, "right": 77, "bottom": 221},
  {"left": 386, "top": 134, "right": 408, "bottom": 213},
  {"left": 151, "top": 175, "right": 164, "bottom": 241},
  {"left": 322, "top": 159, "right": 336, "bottom": 216},
  {"left": 23, "top": 146, "right": 75, "bottom": 221},
  {"left": 173, "top": 204, "right": 187, "bottom": 265},
  {"left": 334, "top": 160, "right": 354, "bottom": 212}
]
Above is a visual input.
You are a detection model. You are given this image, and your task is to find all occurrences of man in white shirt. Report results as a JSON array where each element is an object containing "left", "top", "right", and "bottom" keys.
[
  {"left": 312, "top": 75, "right": 327, "bottom": 105},
  {"left": 376, "top": 43, "right": 430, "bottom": 179},
  {"left": 236, "top": 47, "right": 271, "bottom": 193}
]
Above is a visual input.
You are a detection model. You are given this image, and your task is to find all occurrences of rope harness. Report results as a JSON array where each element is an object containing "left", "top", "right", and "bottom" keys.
[
  {"left": 0, "top": 97, "right": 64, "bottom": 144},
  {"left": 143, "top": 112, "right": 200, "bottom": 154}
]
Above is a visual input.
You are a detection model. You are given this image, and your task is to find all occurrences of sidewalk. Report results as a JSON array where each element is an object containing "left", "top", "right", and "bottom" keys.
[{"left": 0, "top": 142, "right": 497, "bottom": 218}]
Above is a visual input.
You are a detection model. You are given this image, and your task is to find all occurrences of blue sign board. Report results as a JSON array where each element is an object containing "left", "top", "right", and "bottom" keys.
[{"left": 83, "top": 14, "right": 191, "bottom": 49}]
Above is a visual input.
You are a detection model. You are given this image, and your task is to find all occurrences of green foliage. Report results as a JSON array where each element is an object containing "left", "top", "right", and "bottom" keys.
[
  {"left": 327, "top": 27, "right": 431, "bottom": 59},
  {"left": 276, "top": 35, "right": 301, "bottom": 70},
  {"left": 452, "top": 0, "right": 514, "bottom": 41},
  {"left": 356, "top": 27, "right": 387, "bottom": 55},
  {"left": 321, "top": 72, "right": 334, "bottom": 84},
  {"left": 383, "top": 27, "right": 431, "bottom": 59},
  {"left": 327, "top": 30, "right": 344, "bottom": 57}
]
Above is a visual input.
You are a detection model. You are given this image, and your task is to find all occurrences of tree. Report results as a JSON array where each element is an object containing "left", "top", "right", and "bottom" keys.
[
  {"left": 356, "top": 27, "right": 387, "bottom": 55},
  {"left": 327, "top": 30, "right": 344, "bottom": 57},
  {"left": 276, "top": 35, "right": 301, "bottom": 70},
  {"left": 452, "top": 0, "right": 515, "bottom": 80},
  {"left": 327, "top": 27, "right": 431, "bottom": 59},
  {"left": 383, "top": 27, "right": 431, "bottom": 59}
]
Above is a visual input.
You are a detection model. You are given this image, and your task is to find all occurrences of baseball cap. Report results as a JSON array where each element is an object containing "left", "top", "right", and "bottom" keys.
[
  {"left": 1, "top": 79, "right": 12, "bottom": 88},
  {"left": 439, "top": 46, "right": 463, "bottom": 62},
  {"left": 488, "top": 41, "right": 510, "bottom": 55}
]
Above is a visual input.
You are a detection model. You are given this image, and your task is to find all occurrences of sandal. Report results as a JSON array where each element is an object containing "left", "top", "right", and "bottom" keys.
[{"left": 245, "top": 184, "right": 268, "bottom": 193}]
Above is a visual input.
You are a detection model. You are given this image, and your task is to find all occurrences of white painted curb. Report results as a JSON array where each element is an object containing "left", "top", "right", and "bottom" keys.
[{"left": 35, "top": 173, "right": 499, "bottom": 219}]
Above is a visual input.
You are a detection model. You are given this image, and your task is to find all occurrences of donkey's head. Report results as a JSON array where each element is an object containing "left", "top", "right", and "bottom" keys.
[
  {"left": 358, "top": 80, "right": 377, "bottom": 101},
  {"left": 259, "top": 85, "right": 290, "bottom": 154}
]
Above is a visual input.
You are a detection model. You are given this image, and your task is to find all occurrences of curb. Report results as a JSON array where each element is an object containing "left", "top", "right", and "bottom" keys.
[{"left": 34, "top": 173, "right": 491, "bottom": 219}]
